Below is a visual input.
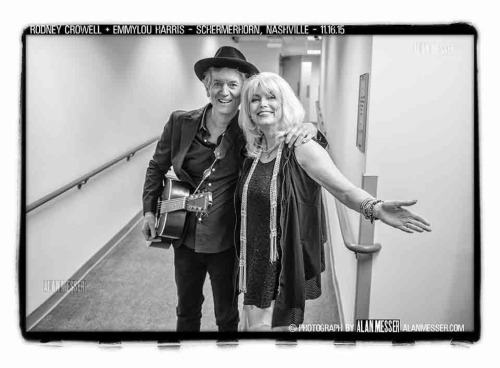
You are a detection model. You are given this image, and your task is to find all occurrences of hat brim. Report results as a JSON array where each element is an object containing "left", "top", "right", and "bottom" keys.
[{"left": 194, "top": 57, "right": 259, "bottom": 81}]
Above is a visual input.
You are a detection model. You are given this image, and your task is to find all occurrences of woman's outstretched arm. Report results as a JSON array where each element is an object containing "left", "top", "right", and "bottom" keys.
[{"left": 295, "top": 140, "right": 431, "bottom": 233}]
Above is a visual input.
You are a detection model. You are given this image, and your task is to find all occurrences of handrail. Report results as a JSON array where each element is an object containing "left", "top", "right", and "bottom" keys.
[
  {"left": 26, "top": 136, "right": 160, "bottom": 213},
  {"left": 334, "top": 198, "right": 381, "bottom": 254}
]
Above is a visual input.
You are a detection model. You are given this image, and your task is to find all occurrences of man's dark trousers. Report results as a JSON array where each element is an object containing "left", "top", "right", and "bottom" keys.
[{"left": 174, "top": 245, "right": 239, "bottom": 332}]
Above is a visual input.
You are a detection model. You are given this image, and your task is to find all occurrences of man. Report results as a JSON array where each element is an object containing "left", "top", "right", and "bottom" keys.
[{"left": 142, "top": 46, "right": 316, "bottom": 332}]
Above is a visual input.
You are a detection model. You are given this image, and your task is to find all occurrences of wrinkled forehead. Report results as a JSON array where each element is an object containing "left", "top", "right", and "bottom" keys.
[{"left": 210, "top": 68, "right": 244, "bottom": 83}]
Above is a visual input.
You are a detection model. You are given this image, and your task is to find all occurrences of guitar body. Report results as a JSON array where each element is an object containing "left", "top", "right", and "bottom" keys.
[{"left": 156, "top": 179, "right": 190, "bottom": 240}]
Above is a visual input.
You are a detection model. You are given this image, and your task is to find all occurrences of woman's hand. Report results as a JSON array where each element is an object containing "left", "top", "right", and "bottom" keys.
[
  {"left": 276, "top": 122, "right": 318, "bottom": 147},
  {"left": 374, "top": 200, "right": 432, "bottom": 233}
]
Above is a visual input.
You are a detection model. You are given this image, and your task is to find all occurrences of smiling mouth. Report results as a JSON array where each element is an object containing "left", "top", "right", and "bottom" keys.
[
  {"left": 218, "top": 99, "right": 232, "bottom": 104},
  {"left": 257, "top": 111, "right": 273, "bottom": 116}
]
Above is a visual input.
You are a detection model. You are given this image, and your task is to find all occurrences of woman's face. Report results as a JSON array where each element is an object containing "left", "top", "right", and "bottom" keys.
[{"left": 249, "top": 87, "right": 282, "bottom": 129}]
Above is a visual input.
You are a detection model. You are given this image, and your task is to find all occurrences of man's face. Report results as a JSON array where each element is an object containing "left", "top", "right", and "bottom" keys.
[{"left": 207, "top": 68, "right": 243, "bottom": 117}]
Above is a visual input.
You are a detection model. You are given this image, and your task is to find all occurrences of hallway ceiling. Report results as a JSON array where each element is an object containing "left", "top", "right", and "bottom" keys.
[{"left": 234, "top": 36, "right": 322, "bottom": 56}]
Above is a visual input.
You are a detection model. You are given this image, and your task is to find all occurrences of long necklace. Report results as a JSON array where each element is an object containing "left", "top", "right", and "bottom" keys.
[{"left": 239, "top": 142, "right": 284, "bottom": 293}]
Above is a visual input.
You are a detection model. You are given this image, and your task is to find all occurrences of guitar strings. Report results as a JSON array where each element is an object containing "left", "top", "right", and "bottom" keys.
[
  {"left": 157, "top": 198, "right": 186, "bottom": 211},
  {"left": 157, "top": 194, "right": 208, "bottom": 206},
  {"left": 157, "top": 198, "right": 187, "bottom": 205}
]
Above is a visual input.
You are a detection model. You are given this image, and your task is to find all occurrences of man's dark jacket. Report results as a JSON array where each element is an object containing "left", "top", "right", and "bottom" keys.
[{"left": 142, "top": 104, "right": 246, "bottom": 248}]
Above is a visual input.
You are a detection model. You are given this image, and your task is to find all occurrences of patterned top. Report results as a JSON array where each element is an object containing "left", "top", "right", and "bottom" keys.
[{"left": 242, "top": 159, "right": 282, "bottom": 308}]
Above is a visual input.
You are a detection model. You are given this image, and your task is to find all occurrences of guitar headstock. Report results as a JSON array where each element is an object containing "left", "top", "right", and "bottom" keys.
[{"left": 186, "top": 192, "right": 213, "bottom": 213}]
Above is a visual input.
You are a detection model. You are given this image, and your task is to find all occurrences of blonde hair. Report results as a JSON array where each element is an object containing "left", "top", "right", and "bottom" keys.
[{"left": 239, "top": 72, "right": 305, "bottom": 158}]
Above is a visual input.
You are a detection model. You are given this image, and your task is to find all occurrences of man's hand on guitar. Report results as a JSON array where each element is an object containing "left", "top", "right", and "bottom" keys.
[{"left": 142, "top": 212, "right": 161, "bottom": 242}]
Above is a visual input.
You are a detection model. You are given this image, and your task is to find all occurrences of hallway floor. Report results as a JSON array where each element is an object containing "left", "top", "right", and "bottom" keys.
[{"left": 31, "top": 220, "right": 340, "bottom": 332}]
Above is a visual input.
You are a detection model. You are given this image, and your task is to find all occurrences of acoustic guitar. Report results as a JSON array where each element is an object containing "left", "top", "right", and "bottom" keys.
[{"left": 155, "top": 178, "right": 212, "bottom": 242}]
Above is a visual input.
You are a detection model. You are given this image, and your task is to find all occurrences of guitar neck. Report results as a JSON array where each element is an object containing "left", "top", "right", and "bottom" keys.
[{"left": 158, "top": 197, "right": 186, "bottom": 214}]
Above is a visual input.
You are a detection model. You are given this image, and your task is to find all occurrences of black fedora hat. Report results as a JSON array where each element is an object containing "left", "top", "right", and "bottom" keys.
[{"left": 194, "top": 46, "right": 260, "bottom": 81}]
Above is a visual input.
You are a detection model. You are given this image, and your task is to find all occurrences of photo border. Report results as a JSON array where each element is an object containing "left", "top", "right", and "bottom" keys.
[{"left": 19, "top": 22, "right": 480, "bottom": 343}]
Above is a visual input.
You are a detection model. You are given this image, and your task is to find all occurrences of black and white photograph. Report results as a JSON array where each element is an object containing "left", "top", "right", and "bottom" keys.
[{"left": 20, "top": 24, "right": 478, "bottom": 342}]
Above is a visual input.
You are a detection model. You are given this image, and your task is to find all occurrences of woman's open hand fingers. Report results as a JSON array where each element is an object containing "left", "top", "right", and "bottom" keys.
[
  {"left": 391, "top": 200, "right": 432, "bottom": 230},
  {"left": 398, "top": 217, "right": 432, "bottom": 233},
  {"left": 397, "top": 225, "right": 414, "bottom": 233},
  {"left": 404, "top": 222, "right": 424, "bottom": 233},
  {"left": 395, "top": 199, "right": 418, "bottom": 207},
  {"left": 411, "top": 213, "right": 431, "bottom": 227},
  {"left": 404, "top": 208, "right": 431, "bottom": 228}
]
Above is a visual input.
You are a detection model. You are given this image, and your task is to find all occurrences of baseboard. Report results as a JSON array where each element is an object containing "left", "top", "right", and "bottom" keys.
[{"left": 26, "top": 210, "right": 143, "bottom": 331}]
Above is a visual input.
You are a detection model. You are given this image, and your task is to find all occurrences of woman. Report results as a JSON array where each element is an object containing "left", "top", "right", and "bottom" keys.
[{"left": 236, "top": 72, "right": 432, "bottom": 331}]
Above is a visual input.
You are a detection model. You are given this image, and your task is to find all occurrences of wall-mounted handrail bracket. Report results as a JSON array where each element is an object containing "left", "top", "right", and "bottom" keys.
[
  {"left": 334, "top": 198, "right": 382, "bottom": 255},
  {"left": 346, "top": 242, "right": 382, "bottom": 255},
  {"left": 77, "top": 179, "right": 89, "bottom": 190},
  {"left": 126, "top": 152, "right": 135, "bottom": 161}
]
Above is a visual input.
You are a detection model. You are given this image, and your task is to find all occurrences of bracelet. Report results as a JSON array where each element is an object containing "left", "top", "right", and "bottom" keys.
[
  {"left": 369, "top": 200, "right": 384, "bottom": 223},
  {"left": 360, "top": 197, "right": 375, "bottom": 220},
  {"left": 360, "top": 198, "right": 383, "bottom": 223}
]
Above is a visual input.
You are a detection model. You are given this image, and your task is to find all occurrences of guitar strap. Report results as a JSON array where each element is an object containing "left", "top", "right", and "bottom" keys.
[{"left": 192, "top": 132, "right": 230, "bottom": 195}]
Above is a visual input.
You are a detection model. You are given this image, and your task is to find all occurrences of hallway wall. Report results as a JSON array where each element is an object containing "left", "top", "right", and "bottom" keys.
[
  {"left": 366, "top": 35, "right": 475, "bottom": 329},
  {"left": 319, "top": 36, "right": 374, "bottom": 325},
  {"left": 320, "top": 34, "right": 474, "bottom": 329},
  {"left": 26, "top": 36, "right": 233, "bottom": 315},
  {"left": 237, "top": 41, "right": 281, "bottom": 74}
]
